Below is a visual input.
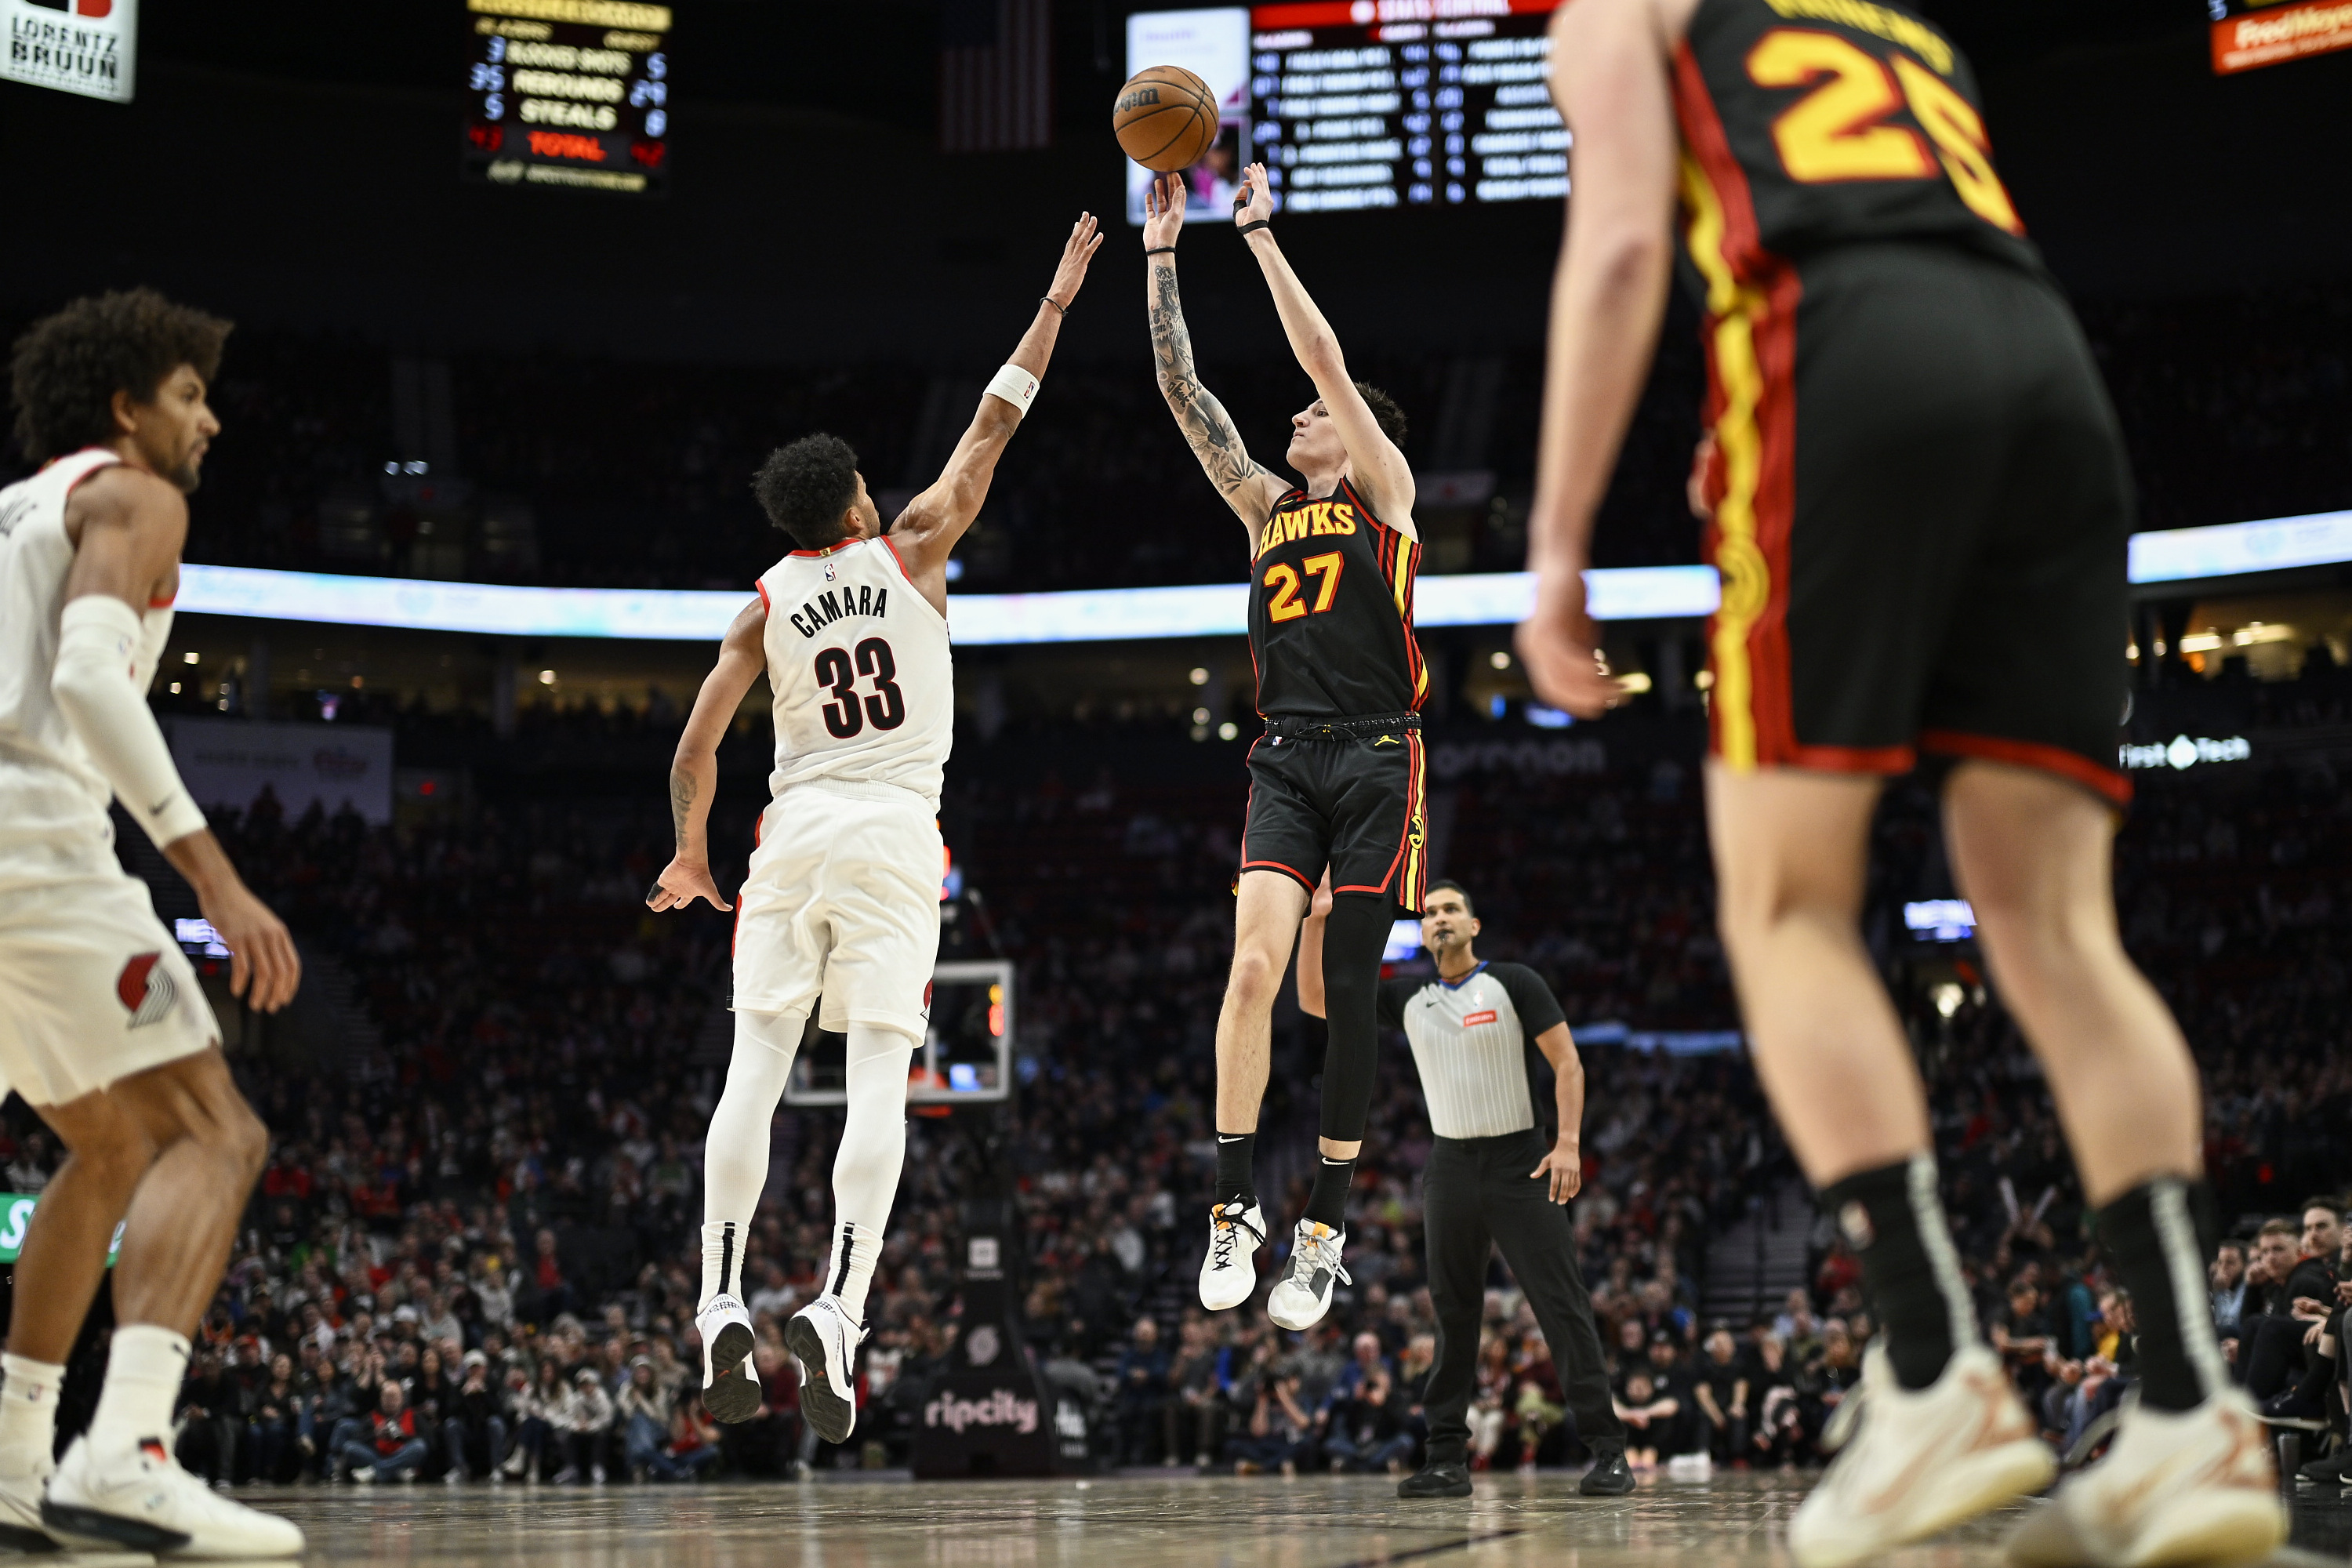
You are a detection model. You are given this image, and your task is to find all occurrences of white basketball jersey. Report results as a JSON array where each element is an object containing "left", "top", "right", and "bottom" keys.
[
  {"left": 0, "top": 448, "right": 176, "bottom": 850},
  {"left": 757, "top": 535, "right": 953, "bottom": 808}
]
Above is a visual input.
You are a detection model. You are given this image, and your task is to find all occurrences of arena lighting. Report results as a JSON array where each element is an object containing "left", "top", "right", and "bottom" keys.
[
  {"left": 175, "top": 506, "right": 2332, "bottom": 644},
  {"left": 1904, "top": 900, "right": 1977, "bottom": 942},
  {"left": 2127, "top": 508, "right": 2352, "bottom": 584},
  {"left": 170, "top": 564, "right": 1721, "bottom": 642}
]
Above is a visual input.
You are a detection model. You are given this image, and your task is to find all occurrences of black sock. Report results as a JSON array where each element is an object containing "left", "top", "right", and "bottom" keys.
[
  {"left": 2099, "top": 1178, "right": 2226, "bottom": 1412},
  {"left": 1214, "top": 1131, "right": 1257, "bottom": 1207},
  {"left": 1302, "top": 1154, "right": 1355, "bottom": 1231},
  {"left": 1819, "top": 1155, "right": 1973, "bottom": 1392}
]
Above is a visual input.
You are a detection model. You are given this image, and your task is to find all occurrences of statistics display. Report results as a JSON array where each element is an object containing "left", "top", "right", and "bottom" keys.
[
  {"left": 463, "top": 0, "right": 670, "bottom": 197},
  {"left": 1250, "top": 0, "right": 1566, "bottom": 211}
]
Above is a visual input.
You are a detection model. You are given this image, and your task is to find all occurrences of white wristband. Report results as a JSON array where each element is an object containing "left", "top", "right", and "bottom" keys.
[
  {"left": 983, "top": 364, "right": 1039, "bottom": 415},
  {"left": 52, "top": 595, "right": 209, "bottom": 848}
]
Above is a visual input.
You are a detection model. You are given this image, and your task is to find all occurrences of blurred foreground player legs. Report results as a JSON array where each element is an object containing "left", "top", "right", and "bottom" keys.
[
  {"left": 650, "top": 216, "right": 1103, "bottom": 1445},
  {"left": 0, "top": 292, "right": 303, "bottom": 1556},
  {"left": 1519, "top": 1, "right": 2283, "bottom": 1563},
  {"left": 1142, "top": 170, "right": 1431, "bottom": 1331}
]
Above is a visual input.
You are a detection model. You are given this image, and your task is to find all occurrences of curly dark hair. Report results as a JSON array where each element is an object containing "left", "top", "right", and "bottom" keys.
[
  {"left": 752, "top": 434, "right": 862, "bottom": 551},
  {"left": 1353, "top": 380, "right": 1407, "bottom": 448},
  {"left": 9, "top": 289, "right": 232, "bottom": 463}
]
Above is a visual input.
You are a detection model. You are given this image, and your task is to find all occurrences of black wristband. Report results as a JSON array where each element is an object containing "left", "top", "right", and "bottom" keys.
[
  {"left": 1143, "top": 245, "right": 1177, "bottom": 256},
  {"left": 1039, "top": 295, "right": 1065, "bottom": 314},
  {"left": 1236, "top": 220, "right": 1271, "bottom": 237}
]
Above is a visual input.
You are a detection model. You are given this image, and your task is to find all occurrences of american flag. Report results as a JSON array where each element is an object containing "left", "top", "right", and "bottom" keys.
[{"left": 940, "top": 0, "right": 1053, "bottom": 154}]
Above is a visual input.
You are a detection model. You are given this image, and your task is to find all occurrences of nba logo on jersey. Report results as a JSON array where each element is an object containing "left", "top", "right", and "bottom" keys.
[{"left": 824, "top": 560, "right": 837, "bottom": 581}]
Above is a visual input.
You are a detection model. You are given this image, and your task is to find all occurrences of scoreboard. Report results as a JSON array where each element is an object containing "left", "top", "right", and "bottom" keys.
[
  {"left": 1252, "top": 0, "right": 1565, "bottom": 212},
  {"left": 463, "top": 0, "right": 670, "bottom": 197},
  {"left": 1125, "top": 2, "right": 1566, "bottom": 222}
]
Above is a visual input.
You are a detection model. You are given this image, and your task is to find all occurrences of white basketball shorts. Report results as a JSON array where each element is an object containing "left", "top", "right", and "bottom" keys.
[
  {"left": 732, "top": 783, "right": 941, "bottom": 1045},
  {"left": 0, "top": 846, "right": 220, "bottom": 1108}
]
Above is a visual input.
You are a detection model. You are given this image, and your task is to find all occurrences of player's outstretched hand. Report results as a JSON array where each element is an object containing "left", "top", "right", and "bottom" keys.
[
  {"left": 1143, "top": 173, "right": 1186, "bottom": 250},
  {"left": 202, "top": 880, "right": 302, "bottom": 1014},
  {"left": 1515, "top": 560, "right": 1630, "bottom": 719},
  {"left": 648, "top": 855, "right": 732, "bottom": 913},
  {"left": 1233, "top": 161, "right": 1275, "bottom": 227},
  {"left": 1047, "top": 212, "right": 1104, "bottom": 308}
]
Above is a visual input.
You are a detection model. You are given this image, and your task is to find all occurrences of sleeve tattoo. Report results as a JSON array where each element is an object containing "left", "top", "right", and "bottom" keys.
[
  {"left": 669, "top": 765, "right": 695, "bottom": 847},
  {"left": 1149, "top": 263, "right": 1269, "bottom": 505}
]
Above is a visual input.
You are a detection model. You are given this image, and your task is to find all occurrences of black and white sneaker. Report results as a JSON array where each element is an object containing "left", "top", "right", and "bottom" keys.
[
  {"left": 1266, "top": 1220, "right": 1348, "bottom": 1330},
  {"left": 695, "top": 1292, "right": 760, "bottom": 1423},
  {"left": 785, "top": 1294, "right": 866, "bottom": 1446},
  {"left": 1197, "top": 1199, "right": 1265, "bottom": 1312}
]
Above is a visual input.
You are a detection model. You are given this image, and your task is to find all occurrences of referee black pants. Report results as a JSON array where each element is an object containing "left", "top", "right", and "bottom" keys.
[{"left": 1422, "top": 1128, "right": 1624, "bottom": 1462}]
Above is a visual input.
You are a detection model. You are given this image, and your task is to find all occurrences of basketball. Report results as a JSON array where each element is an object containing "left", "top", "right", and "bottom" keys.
[{"left": 1112, "top": 65, "right": 1218, "bottom": 172}]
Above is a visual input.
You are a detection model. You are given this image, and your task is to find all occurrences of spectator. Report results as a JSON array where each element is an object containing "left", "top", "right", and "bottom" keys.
[
  {"left": 445, "top": 1350, "right": 510, "bottom": 1483},
  {"left": 1112, "top": 1317, "right": 1171, "bottom": 1465},
  {"left": 2210, "top": 1241, "right": 2249, "bottom": 1337},
  {"left": 564, "top": 1367, "right": 615, "bottom": 1484},
  {"left": 339, "top": 1381, "right": 427, "bottom": 1483},
  {"left": 1611, "top": 1369, "right": 1677, "bottom": 1474},
  {"left": 513, "top": 1361, "right": 570, "bottom": 1483},
  {"left": 245, "top": 1354, "right": 301, "bottom": 1485},
  {"left": 1320, "top": 1333, "right": 1413, "bottom": 1475},
  {"left": 1229, "top": 1370, "right": 1312, "bottom": 1477},
  {"left": 1693, "top": 1323, "right": 1749, "bottom": 1464}
]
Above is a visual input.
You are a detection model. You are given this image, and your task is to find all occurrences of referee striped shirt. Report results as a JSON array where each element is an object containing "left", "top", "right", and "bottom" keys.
[{"left": 1377, "top": 961, "right": 1567, "bottom": 1140}]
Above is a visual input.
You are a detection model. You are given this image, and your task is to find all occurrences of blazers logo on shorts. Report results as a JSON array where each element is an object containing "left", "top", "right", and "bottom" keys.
[{"left": 115, "top": 953, "right": 177, "bottom": 1029}]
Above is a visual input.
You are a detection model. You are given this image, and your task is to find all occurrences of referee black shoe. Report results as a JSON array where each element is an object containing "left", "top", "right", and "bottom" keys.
[
  {"left": 1397, "top": 1461, "right": 1472, "bottom": 1499},
  {"left": 1579, "top": 1446, "right": 1635, "bottom": 1496}
]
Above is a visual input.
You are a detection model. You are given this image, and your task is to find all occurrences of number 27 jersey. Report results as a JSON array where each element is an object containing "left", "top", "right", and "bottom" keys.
[{"left": 757, "top": 535, "right": 953, "bottom": 809}]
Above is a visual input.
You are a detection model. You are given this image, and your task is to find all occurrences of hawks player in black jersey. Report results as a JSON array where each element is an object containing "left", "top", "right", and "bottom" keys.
[
  {"left": 1517, "top": 1, "right": 2281, "bottom": 1564},
  {"left": 1142, "top": 165, "right": 1427, "bottom": 1333}
]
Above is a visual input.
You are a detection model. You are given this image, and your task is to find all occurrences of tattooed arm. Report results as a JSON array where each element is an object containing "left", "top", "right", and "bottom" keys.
[
  {"left": 1142, "top": 174, "right": 1288, "bottom": 537},
  {"left": 648, "top": 597, "right": 766, "bottom": 913}
]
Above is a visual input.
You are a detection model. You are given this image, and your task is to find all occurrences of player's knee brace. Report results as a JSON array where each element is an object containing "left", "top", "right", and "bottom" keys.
[{"left": 1318, "top": 892, "right": 1392, "bottom": 1143}]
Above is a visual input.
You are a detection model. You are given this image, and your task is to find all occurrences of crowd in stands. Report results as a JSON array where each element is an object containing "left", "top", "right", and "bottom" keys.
[
  {"left": 0, "top": 695, "right": 2326, "bottom": 1486},
  {"left": 6, "top": 278, "right": 2346, "bottom": 598}
]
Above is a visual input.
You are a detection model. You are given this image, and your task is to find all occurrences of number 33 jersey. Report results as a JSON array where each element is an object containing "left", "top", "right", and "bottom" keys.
[
  {"left": 1672, "top": 0, "right": 2042, "bottom": 279},
  {"left": 757, "top": 535, "right": 953, "bottom": 809}
]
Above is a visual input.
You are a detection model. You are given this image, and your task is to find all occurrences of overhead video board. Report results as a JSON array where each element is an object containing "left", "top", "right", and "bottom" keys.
[
  {"left": 1250, "top": 0, "right": 1566, "bottom": 211},
  {"left": 1124, "top": 2, "right": 1567, "bottom": 220},
  {"left": 463, "top": 0, "right": 670, "bottom": 196}
]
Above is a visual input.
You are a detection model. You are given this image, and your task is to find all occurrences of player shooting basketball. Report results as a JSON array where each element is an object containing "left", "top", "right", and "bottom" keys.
[{"left": 1143, "top": 166, "right": 1428, "bottom": 1331}]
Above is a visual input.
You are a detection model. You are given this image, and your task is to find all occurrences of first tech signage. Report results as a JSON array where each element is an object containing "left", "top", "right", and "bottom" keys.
[{"left": 3, "top": 0, "right": 136, "bottom": 103}]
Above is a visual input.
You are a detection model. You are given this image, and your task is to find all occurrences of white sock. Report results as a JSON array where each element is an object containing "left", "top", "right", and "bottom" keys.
[
  {"left": 699, "top": 1010, "right": 802, "bottom": 1312},
  {"left": 701, "top": 1221, "right": 746, "bottom": 1310},
  {"left": 0, "top": 1354, "right": 64, "bottom": 1478},
  {"left": 89, "top": 1325, "right": 190, "bottom": 1456},
  {"left": 826, "top": 1025, "right": 914, "bottom": 1324},
  {"left": 824, "top": 1222, "right": 886, "bottom": 1324}
]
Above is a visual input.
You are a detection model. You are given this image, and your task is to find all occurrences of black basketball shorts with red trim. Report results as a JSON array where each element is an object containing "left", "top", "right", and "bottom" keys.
[
  {"left": 1700, "top": 241, "right": 2134, "bottom": 806},
  {"left": 1241, "top": 726, "right": 1428, "bottom": 916}
]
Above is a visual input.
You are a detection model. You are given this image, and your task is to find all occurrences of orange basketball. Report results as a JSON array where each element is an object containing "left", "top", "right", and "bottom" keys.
[{"left": 1113, "top": 65, "right": 1218, "bottom": 172}]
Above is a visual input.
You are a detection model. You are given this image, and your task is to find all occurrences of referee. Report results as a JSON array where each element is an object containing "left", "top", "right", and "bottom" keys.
[{"left": 1301, "top": 877, "right": 1632, "bottom": 1498}]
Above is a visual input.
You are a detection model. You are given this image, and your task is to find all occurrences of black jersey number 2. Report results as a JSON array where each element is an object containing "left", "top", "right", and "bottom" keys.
[{"left": 814, "top": 638, "right": 906, "bottom": 739}]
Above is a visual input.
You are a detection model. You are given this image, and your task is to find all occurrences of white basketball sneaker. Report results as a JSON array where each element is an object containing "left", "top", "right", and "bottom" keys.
[
  {"left": 1198, "top": 1198, "right": 1266, "bottom": 1312},
  {"left": 44, "top": 1436, "right": 303, "bottom": 1557},
  {"left": 695, "top": 1292, "right": 760, "bottom": 1424},
  {"left": 1266, "top": 1220, "right": 1349, "bottom": 1332},
  {"left": 0, "top": 1460, "right": 56, "bottom": 1552},
  {"left": 2007, "top": 1389, "right": 2285, "bottom": 1568},
  {"left": 1787, "top": 1343, "right": 2055, "bottom": 1568},
  {"left": 785, "top": 1295, "right": 865, "bottom": 1446}
]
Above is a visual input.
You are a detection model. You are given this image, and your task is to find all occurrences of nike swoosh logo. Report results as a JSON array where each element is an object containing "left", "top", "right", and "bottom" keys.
[
  {"left": 1218, "top": 1135, "right": 1244, "bottom": 1144},
  {"left": 149, "top": 797, "right": 174, "bottom": 815}
]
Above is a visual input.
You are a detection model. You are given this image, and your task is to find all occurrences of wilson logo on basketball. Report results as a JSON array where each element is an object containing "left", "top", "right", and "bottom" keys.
[
  {"left": 115, "top": 953, "right": 178, "bottom": 1029},
  {"left": 1461, "top": 1009, "right": 1498, "bottom": 1027}
]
